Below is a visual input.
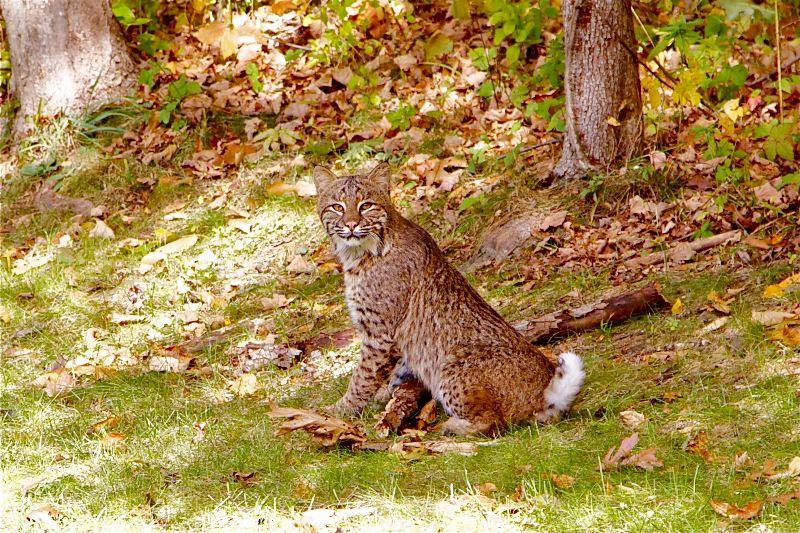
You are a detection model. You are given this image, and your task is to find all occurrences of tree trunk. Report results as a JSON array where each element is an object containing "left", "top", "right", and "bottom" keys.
[
  {"left": 550, "top": 0, "right": 643, "bottom": 181},
  {"left": 0, "top": 0, "right": 136, "bottom": 136}
]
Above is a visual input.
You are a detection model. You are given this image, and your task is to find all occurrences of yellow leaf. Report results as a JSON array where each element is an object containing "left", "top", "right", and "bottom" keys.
[
  {"left": 763, "top": 273, "right": 800, "bottom": 298},
  {"left": 231, "top": 373, "right": 259, "bottom": 397},
  {"left": 265, "top": 182, "right": 297, "bottom": 195},
  {"left": 763, "top": 284, "right": 785, "bottom": 298},
  {"left": 194, "top": 21, "right": 226, "bottom": 45},
  {"left": 220, "top": 29, "right": 239, "bottom": 59},
  {"left": 671, "top": 298, "right": 685, "bottom": 315},
  {"left": 606, "top": 116, "right": 621, "bottom": 127},
  {"left": 722, "top": 98, "right": 746, "bottom": 122}
]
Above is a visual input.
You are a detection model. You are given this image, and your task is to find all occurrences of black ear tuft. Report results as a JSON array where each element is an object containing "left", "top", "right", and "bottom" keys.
[
  {"left": 312, "top": 166, "right": 338, "bottom": 192},
  {"left": 367, "top": 161, "right": 391, "bottom": 191}
]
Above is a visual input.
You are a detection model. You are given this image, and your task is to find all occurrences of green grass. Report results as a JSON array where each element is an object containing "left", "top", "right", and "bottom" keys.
[{"left": 3, "top": 144, "right": 800, "bottom": 531}]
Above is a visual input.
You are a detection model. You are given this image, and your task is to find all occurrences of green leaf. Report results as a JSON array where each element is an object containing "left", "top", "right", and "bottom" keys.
[
  {"left": 780, "top": 172, "right": 800, "bottom": 188},
  {"left": 506, "top": 44, "right": 520, "bottom": 65},
  {"left": 477, "top": 81, "right": 495, "bottom": 98},
  {"left": 246, "top": 63, "right": 263, "bottom": 93},
  {"left": 451, "top": 0, "right": 470, "bottom": 20},
  {"left": 112, "top": 0, "right": 149, "bottom": 26},
  {"left": 167, "top": 76, "right": 201, "bottom": 102},
  {"left": 718, "top": 0, "right": 774, "bottom": 21},
  {"left": 425, "top": 32, "right": 453, "bottom": 61}
]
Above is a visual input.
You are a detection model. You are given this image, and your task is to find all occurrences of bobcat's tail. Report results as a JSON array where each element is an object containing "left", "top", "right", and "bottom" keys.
[{"left": 540, "top": 352, "right": 585, "bottom": 421}]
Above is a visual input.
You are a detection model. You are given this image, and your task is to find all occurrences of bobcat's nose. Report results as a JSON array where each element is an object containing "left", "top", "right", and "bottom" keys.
[{"left": 344, "top": 220, "right": 358, "bottom": 231}]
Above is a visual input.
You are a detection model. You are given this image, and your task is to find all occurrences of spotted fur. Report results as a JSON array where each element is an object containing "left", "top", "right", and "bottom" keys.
[{"left": 313, "top": 162, "right": 585, "bottom": 435}]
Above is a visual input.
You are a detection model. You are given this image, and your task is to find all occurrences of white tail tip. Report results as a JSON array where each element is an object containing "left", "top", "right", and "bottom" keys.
[{"left": 541, "top": 352, "right": 585, "bottom": 421}]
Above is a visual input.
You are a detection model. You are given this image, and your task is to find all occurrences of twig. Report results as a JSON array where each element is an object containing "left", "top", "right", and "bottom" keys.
[
  {"left": 746, "top": 54, "right": 800, "bottom": 88},
  {"left": 624, "top": 230, "right": 742, "bottom": 268},
  {"left": 519, "top": 138, "right": 562, "bottom": 154},
  {"left": 775, "top": 0, "right": 784, "bottom": 121}
]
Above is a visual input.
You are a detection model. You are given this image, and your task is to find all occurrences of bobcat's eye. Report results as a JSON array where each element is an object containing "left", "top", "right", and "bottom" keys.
[
  {"left": 359, "top": 201, "right": 376, "bottom": 212},
  {"left": 328, "top": 203, "right": 345, "bottom": 215}
]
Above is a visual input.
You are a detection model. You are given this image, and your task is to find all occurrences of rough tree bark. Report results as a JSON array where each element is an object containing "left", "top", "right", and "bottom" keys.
[
  {"left": 0, "top": 0, "right": 136, "bottom": 136},
  {"left": 550, "top": 0, "right": 643, "bottom": 181}
]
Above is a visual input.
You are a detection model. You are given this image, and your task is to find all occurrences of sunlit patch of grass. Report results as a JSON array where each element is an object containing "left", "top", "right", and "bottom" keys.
[{"left": 6, "top": 141, "right": 800, "bottom": 529}]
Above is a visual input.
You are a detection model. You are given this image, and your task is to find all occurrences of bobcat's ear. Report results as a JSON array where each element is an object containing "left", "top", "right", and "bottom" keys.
[
  {"left": 312, "top": 166, "right": 337, "bottom": 192},
  {"left": 367, "top": 161, "right": 391, "bottom": 192}
]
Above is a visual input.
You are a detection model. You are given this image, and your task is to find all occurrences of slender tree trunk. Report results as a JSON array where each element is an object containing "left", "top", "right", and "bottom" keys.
[
  {"left": 0, "top": 0, "right": 136, "bottom": 136},
  {"left": 550, "top": 0, "right": 643, "bottom": 181}
]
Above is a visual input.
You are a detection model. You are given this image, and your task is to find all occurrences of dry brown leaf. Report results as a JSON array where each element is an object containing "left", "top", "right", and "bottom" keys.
[
  {"left": 149, "top": 353, "right": 194, "bottom": 372},
  {"left": 475, "top": 482, "right": 497, "bottom": 495},
  {"left": 621, "top": 448, "right": 663, "bottom": 470},
  {"left": 89, "top": 219, "right": 115, "bottom": 239},
  {"left": 768, "top": 489, "right": 800, "bottom": 506},
  {"left": 771, "top": 325, "right": 800, "bottom": 346},
  {"left": 751, "top": 310, "right": 795, "bottom": 326},
  {"left": 547, "top": 472, "right": 576, "bottom": 489},
  {"left": 600, "top": 432, "right": 639, "bottom": 469},
  {"left": 259, "top": 293, "right": 292, "bottom": 310},
  {"left": 619, "top": 410, "right": 645, "bottom": 430},
  {"left": 25, "top": 504, "right": 62, "bottom": 527},
  {"left": 100, "top": 432, "right": 126, "bottom": 448},
  {"left": 88, "top": 415, "right": 121, "bottom": 435},
  {"left": 709, "top": 499, "right": 762, "bottom": 520},
  {"left": 32, "top": 370, "right": 75, "bottom": 398},
  {"left": 230, "top": 373, "right": 259, "bottom": 397},
  {"left": 374, "top": 380, "right": 429, "bottom": 437},
  {"left": 287, "top": 254, "right": 315, "bottom": 274},
  {"left": 268, "top": 406, "right": 367, "bottom": 448}
]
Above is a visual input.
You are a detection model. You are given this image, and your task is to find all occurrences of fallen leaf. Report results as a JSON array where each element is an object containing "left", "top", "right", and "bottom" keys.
[
  {"left": 600, "top": 433, "right": 639, "bottom": 469},
  {"left": 87, "top": 415, "right": 121, "bottom": 435},
  {"left": 475, "top": 482, "right": 497, "bottom": 495},
  {"left": 25, "top": 504, "right": 62, "bottom": 528},
  {"left": 265, "top": 181, "right": 297, "bottom": 195},
  {"left": 540, "top": 210, "right": 567, "bottom": 231},
  {"left": 751, "top": 310, "right": 795, "bottom": 326},
  {"left": 686, "top": 431, "right": 714, "bottom": 462},
  {"left": 228, "top": 218, "right": 253, "bottom": 233},
  {"left": 547, "top": 472, "right": 576, "bottom": 489},
  {"left": 710, "top": 499, "right": 761, "bottom": 520},
  {"left": 230, "top": 373, "right": 259, "bottom": 397},
  {"left": 232, "top": 470, "right": 258, "bottom": 486},
  {"left": 374, "top": 380, "right": 430, "bottom": 437},
  {"left": 622, "top": 447, "right": 663, "bottom": 470},
  {"left": 259, "top": 293, "right": 292, "bottom": 310},
  {"left": 268, "top": 406, "right": 367, "bottom": 448},
  {"left": 700, "top": 316, "right": 729, "bottom": 334},
  {"left": 771, "top": 325, "right": 800, "bottom": 346},
  {"left": 768, "top": 489, "right": 800, "bottom": 506},
  {"left": 619, "top": 410, "right": 645, "bottom": 430},
  {"left": 287, "top": 254, "right": 315, "bottom": 274},
  {"left": 149, "top": 354, "right": 194, "bottom": 372},
  {"left": 32, "top": 370, "right": 75, "bottom": 397},
  {"left": 671, "top": 298, "right": 685, "bottom": 315},
  {"left": 763, "top": 273, "right": 800, "bottom": 298},
  {"left": 89, "top": 219, "right": 115, "bottom": 239},
  {"left": 100, "top": 432, "right": 126, "bottom": 448},
  {"left": 140, "top": 235, "right": 199, "bottom": 273},
  {"left": 109, "top": 313, "right": 146, "bottom": 324},
  {"left": 294, "top": 181, "right": 317, "bottom": 197}
]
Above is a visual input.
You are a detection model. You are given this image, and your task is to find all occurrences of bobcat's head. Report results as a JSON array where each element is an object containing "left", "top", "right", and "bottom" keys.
[{"left": 313, "top": 163, "right": 392, "bottom": 259}]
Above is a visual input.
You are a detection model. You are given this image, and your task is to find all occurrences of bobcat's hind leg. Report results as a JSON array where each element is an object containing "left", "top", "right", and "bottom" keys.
[{"left": 440, "top": 384, "right": 506, "bottom": 436}]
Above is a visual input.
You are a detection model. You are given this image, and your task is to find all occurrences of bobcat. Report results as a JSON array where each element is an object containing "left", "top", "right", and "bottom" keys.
[{"left": 313, "top": 162, "right": 584, "bottom": 435}]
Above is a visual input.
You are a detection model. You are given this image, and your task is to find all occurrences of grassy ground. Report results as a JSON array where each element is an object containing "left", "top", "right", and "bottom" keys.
[{"left": 2, "top": 132, "right": 800, "bottom": 531}]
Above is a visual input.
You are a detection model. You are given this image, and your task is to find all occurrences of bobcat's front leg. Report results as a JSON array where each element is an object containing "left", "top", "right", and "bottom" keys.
[{"left": 334, "top": 335, "right": 398, "bottom": 415}]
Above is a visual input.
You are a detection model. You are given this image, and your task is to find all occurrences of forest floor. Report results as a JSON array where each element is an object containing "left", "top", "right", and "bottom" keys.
[{"left": 2, "top": 131, "right": 800, "bottom": 531}]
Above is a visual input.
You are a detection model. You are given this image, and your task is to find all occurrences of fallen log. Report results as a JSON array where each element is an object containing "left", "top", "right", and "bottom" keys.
[
  {"left": 624, "top": 230, "right": 741, "bottom": 268},
  {"left": 513, "top": 283, "right": 670, "bottom": 343}
]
